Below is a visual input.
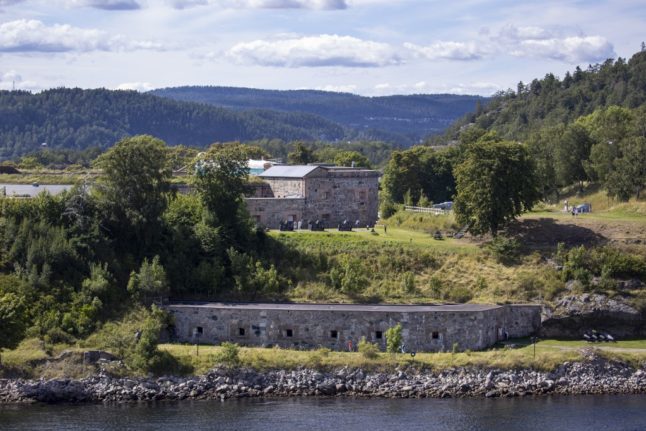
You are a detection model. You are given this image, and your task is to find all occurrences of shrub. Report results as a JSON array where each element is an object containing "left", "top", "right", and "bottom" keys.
[
  {"left": 487, "top": 236, "right": 521, "bottom": 264},
  {"left": 385, "top": 323, "right": 402, "bottom": 353},
  {"left": 446, "top": 286, "right": 473, "bottom": 303},
  {"left": 358, "top": 337, "right": 380, "bottom": 359},
  {"left": 214, "top": 342, "right": 240, "bottom": 366},
  {"left": 401, "top": 271, "right": 416, "bottom": 294}
]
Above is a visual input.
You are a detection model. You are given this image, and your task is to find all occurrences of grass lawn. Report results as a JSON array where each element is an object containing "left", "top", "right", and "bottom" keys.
[
  {"left": 157, "top": 339, "right": 646, "bottom": 375},
  {"left": 269, "top": 227, "right": 477, "bottom": 253}
]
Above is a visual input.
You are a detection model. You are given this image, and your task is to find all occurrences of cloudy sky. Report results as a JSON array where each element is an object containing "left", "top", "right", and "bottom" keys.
[{"left": 0, "top": 0, "right": 644, "bottom": 96}]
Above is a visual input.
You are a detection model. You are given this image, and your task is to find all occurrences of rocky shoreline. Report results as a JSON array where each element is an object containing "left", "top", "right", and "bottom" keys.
[{"left": 1, "top": 352, "right": 645, "bottom": 404}]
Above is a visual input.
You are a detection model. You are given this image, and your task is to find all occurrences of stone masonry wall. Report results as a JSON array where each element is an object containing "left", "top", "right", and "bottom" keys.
[
  {"left": 167, "top": 304, "right": 541, "bottom": 352},
  {"left": 245, "top": 198, "right": 304, "bottom": 228}
]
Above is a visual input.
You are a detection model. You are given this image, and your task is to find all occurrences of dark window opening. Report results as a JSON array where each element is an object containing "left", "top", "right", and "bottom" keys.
[
  {"left": 432, "top": 331, "right": 439, "bottom": 339},
  {"left": 330, "top": 330, "right": 338, "bottom": 338},
  {"left": 375, "top": 331, "right": 382, "bottom": 339},
  {"left": 286, "top": 329, "right": 293, "bottom": 337},
  {"left": 195, "top": 326, "right": 203, "bottom": 335},
  {"left": 238, "top": 327, "right": 246, "bottom": 336}
]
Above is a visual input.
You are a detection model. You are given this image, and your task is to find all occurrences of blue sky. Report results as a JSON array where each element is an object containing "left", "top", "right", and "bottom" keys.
[{"left": 0, "top": 0, "right": 644, "bottom": 95}]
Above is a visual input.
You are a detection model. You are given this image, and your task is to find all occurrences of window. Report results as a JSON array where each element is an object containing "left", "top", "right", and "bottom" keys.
[
  {"left": 194, "top": 326, "right": 203, "bottom": 335},
  {"left": 330, "top": 330, "right": 338, "bottom": 338},
  {"left": 432, "top": 331, "right": 439, "bottom": 339},
  {"left": 286, "top": 329, "right": 293, "bottom": 337},
  {"left": 375, "top": 331, "right": 383, "bottom": 340},
  {"left": 324, "top": 191, "right": 330, "bottom": 199},
  {"left": 238, "top": 327, "right": 246, "bottom": 336}
]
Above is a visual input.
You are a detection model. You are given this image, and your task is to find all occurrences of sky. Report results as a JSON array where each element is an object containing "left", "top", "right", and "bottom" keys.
[{"left": 0, "top": 0, "right": 644, "bottom": 96}]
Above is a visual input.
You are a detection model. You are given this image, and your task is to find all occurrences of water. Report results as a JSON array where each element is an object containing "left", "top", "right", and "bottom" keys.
[
  {"left": 0, "top": 184, "right": 72, "bottom": 197},
  {"left": 2, "top": 395, "right": 646, "bottom": 431}
]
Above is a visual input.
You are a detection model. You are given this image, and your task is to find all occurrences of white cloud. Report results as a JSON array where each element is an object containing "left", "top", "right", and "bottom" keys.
[
  {"left": 227, "top": 34, "right": 402, "bottom": 67},
  {"left": 495, "top": 24, "right": 615, "bottom": 63},
  {"left": 71, "top": 0, "right": 142, "bottom": 10},
  {"left": 0, "top": 19, "right": 165, "bottom": 52},
  {"left": 169, "top": 0, "right": 346, "bottom": 9},
  {"left": 498, "top": 24, "right": 553, "bottom": 41},
  {"left": 516, "top": 36, "right": 615, "bottom": 63},
  {"left": 404, "top": 41, "right": 486, "bottom": 61},
  {"left": 115, "top": 81, "right": 155, "bottom": 91},
  {"left": 0, "top": 70, "right": 39, "bottom": 90},
  {"left": 315, "top": 84, "right": 357, "bottom": 93}
]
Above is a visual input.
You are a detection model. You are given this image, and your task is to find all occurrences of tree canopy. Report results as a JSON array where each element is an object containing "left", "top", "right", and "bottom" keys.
[{"left": 453, "top": 140, "right": 540, "bottom": 236}]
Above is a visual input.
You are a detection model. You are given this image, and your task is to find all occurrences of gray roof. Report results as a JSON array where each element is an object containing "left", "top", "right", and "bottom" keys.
[
  {"left": 168, "top": 302, "right": 504, "bottom": 313},
  {"left": 258, "top": 165, "right": 320, "bottom": 178}
]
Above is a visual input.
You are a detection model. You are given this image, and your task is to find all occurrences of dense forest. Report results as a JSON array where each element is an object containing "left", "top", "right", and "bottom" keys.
[
  {"left": 151, "top": 86, "right": 487, "bottom": 146},
  {"left": 0, "top": 88, "right": 346, "bottom": 160}
]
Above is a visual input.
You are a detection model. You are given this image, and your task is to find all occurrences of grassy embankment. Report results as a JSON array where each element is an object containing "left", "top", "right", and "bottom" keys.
[
  {"left": 5, "top": 337, "right": 646, "bottom": 378},
  {"left": 268, "top": 189, "right": 645, "bottom": 305}
]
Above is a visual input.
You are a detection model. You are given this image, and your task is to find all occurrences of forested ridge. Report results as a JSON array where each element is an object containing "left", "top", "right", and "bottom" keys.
[
  {"left": 445, "top": 49, "right": 646, "bottom": 140},
  {"left": 151, "top": 86, "right": 487, "bottom": 145},
  {"left": 0, "top": 88, "right": 346, "bottom": 160}
]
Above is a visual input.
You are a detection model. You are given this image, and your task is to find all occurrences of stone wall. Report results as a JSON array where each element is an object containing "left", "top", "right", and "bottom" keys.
[
  {"left": 167, "top": 303, "right": 542, "bottom": 352},
  {"left": 245, "top": 198, "right": 305, "bottom": 228},
  {"left": 244, "top": 167, "right": 380, "bottom": 229}
]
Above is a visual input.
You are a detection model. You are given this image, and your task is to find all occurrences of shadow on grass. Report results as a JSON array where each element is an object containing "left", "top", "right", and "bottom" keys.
[{"left": 507, "top": 217, "right": 608, "bottom": 250}]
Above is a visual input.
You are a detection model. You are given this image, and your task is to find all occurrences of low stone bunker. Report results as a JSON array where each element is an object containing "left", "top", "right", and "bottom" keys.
[{"left": 167, "top": 302, "right": 541, "bottom": 352}]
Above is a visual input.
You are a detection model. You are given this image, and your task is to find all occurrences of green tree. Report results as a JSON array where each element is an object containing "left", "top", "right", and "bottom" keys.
[
  {"left": 333, "top": 151, "right": 372, "bottom": 168},
  {"left": 606, "top": 137, "right": 646, "bottom": 200},
  {"left": 287, "top": 142, "right": 316, "bottom": 165},
  {"left": 454, "top": 141, "right": 540, "bottom": 236},
  {"left": 0, "top": 291, "right": 27, "bottom": 353},
  {"left": 556, "top": 123, "right": 593, "bottom": 187},
  {"left": 193, "top": 144, "right": 251, "bottom": 240},
  {"left": 127, "top": 256, "right": 169, "bottom": 304},
  {"left": 94, "top": 135, "right": 171, "bottom": 258},
  {"left": 385, "top": 323, "right": 403, "bottom": 353}
]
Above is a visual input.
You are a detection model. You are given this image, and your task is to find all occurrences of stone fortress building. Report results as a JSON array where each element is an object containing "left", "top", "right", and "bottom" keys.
[
  {"left": 167, "top": 302, "right": 541, "bottom": 352},
  {"left": 244, "top": 164, "right": 379, "bottom": 229}
]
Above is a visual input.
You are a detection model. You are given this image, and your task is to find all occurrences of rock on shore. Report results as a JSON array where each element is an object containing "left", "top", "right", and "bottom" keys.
[{"left": 1, "top": 351, "right": 645, "bottom": 404}]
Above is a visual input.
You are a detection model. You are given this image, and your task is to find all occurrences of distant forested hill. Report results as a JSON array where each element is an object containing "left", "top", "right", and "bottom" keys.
[
  {"left": 151, "top": 86, "right": 487, "bottom": 145},
  {"left": 445, "top": 50, "right": 646, "bottom": 140},
  {"left": 0, "top": 88, "right": 345, "bottom": 159}
]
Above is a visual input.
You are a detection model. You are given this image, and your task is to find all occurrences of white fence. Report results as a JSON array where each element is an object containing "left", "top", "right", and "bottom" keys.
[{"left": 404, "top": 205, "right": 449, "bottom": 215}]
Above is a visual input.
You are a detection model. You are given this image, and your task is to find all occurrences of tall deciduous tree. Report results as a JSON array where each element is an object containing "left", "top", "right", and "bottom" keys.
[
  {"left": 94, "top": 135, "right": 171, "bottom": 258},
  {"left": 193, "top": 144, "right": 251, "bottom": 240},
  {"left": 454, "top": 141, "right": 540, "bottom": 236}
]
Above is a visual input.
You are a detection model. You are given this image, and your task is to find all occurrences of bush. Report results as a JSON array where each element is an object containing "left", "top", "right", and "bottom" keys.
[
  {"left": 385, "top": 323, "right": 402, "bottom": 353},
  {"left": 358, "top": 337, "right": 380, "bottom": 359},
  {"left": 446, "top": 286, "right": 473, "bottom": 303},
  {"left": 487, "top": 236, "right": 521, "bottom": 264},
  {"left": 214, "top": 342, "right": 240, "bottom": 366},
  {"left": 401, "top": 271, "right": 416, "bottom": 294}
]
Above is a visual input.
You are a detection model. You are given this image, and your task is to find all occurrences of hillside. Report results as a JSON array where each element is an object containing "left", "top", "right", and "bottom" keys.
[
  {"left": 151, "top": 86, "right": 487, "bottom": 145},
  {"left": 0, "top": 88, "right": 345, "bottom": 159},
  {"left": 446, "top": 50, "right": 646, "bottom": 140}
]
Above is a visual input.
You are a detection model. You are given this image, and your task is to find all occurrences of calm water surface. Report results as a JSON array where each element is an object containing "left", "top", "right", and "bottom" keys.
[
  {"left": 2, "top": 395, "right": 646, "bottom": 431},
  {"left": 0, "top": 184, "right": 71, "bottom": 197}
]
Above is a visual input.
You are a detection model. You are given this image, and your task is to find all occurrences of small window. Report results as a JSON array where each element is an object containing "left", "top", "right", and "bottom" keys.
[
  {"left": 239, "top": 327, "right": 246, "bottom": 336},
  {"left": 195, "top": 326, "right": 203, "bottom": 335},
  {"left": 324, "top": 191, "right": 330, "bottom": 199},
  {"left": 432, "top": 331, "right": 439, "bottom": 339},
  {"left": 286, "top": 329, "right": 293, "bottom": 337},
  {"left": 375, "top": 331, "right": 382, "bottom": 340},
  {"left": 330, "top": 330, "right": 338, "bottom": 338}
]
